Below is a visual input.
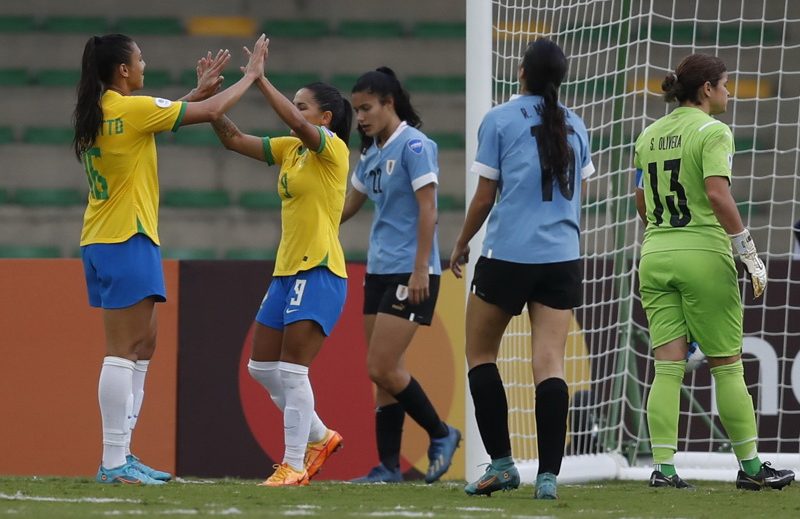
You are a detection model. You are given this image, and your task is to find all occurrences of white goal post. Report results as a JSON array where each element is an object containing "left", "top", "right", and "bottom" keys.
[{"left": 465, "top": 0, "right": 800, "bottom": 483}]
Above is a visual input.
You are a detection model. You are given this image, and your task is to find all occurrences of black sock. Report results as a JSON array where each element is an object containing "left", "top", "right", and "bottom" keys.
[
  {"left": 535, "top": 377, "right": 569, "bottom": 475},
  {"left": 375, "top": 403, "right": 404, "bottom": 469},
  {"left": 392, "top": 377, "right": 448, "bottom": 439},
  {"left": 468, "top": 363, "right": 511, "bottom": 459}
]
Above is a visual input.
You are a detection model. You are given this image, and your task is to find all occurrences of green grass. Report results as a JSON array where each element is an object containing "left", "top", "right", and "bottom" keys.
[{"left": 1, "top": 477, "right": 799, "bottom": 518}]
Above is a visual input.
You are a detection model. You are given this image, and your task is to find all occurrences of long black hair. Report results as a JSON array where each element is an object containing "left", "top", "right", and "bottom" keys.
[
  {"left": 351, "top": 67, "right": 421, "bottom": 154},
  {"left": 302, "top": 81, "right": 353, "bottom": 146},
  {"left": 662, "top": 53, "right": 727, "bottom": 104},
  {"left": 72, "top": 33, "right": 134, "bottom": 161},
  {"left": 521, "top": 39, "right": 570, "bottom": 192}
]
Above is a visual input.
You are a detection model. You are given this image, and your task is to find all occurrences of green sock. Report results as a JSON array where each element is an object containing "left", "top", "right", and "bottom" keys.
[
  {"left": 647, "top": 360, "right": 685, "bottom": 465},
  {"left": 491, "top": 456, "right": 514, "bottom": 470},
  {"left": 655, "top": 463, "right": 677, "bottom": 477},
  {"left": 711, "top": 361, "right": 760, "bottom": 472},
  {"left": 741, "top": 457, "right": 763, "bottom": 476}
]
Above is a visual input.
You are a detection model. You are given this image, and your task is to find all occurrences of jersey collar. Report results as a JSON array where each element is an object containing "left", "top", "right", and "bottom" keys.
[{"left": 379, "top": 121, "right": 408, "bottom": 149}]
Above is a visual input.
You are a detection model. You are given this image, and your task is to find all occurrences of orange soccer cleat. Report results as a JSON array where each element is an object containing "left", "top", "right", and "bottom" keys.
[
  {"left": 259, "top": 463, "right": 310, "bottom": 487},
  {"left": 304, "top": 429, "right": 343, "bottom": 479}
]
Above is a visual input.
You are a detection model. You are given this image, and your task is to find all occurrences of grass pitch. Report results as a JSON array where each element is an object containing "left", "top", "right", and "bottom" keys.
[{"left": 1, "top": 477, "right": 799, "bottom": 518}]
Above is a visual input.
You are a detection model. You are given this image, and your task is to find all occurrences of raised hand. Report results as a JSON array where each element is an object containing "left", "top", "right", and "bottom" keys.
[
  {"left": 243, "top": 34, "right": 268, "bottom": 79},
  {"left": 194, "top": 49, "right": 230, "bottom": 100}
]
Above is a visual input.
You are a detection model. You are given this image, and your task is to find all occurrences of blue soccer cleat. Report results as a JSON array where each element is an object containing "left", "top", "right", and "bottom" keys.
[
  {"left": 425, "top": 424, "right": 462, "bottom": 483},
  {"left": 350, "top": 463, "right": 403, "bottom": 483},
  {"left": 127, "top": 454, "right": 172, "bottom": 481},
  {"left": 535, "top": 472, "right": 558, "bottom": 499},
  {"left": 96, "top": 462, "right": 165, "bottom": 485},
  {"left": 464, "top": 462, "right": 520, "bottom": 496}
]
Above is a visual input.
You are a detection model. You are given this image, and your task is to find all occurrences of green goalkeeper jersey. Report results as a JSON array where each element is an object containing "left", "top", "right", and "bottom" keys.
[{"left": 634, "top": 106, "right": 735, "bottom": 257}]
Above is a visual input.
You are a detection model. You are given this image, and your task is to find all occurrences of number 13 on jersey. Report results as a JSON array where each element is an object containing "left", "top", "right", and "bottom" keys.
[{"left": 647, "top": 158, "right": 692, "bottom": 227}]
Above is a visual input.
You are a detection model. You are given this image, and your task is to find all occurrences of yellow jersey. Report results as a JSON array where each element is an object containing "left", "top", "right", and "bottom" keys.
[
  {"left": 79, "top": 90, "right": 186, "bottom": 246},
  {"left": 263, "top": 127, "right": 348, "bottom": 278}
]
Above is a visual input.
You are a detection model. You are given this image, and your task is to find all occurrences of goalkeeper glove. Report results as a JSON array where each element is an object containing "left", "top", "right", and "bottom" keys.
[{"left": 729, "top": 228, "right": 766, "bottom": 298}]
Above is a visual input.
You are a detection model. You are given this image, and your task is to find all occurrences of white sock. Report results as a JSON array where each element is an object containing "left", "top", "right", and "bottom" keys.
[
  {"left": 126, "top": 359, "right": 150, "bottom": 457},
  {"left": 279, "top": 362, "right": 316, "bottom": 471},
  {"left": 98, "top": 356, "right": 135, "bottom": 469},
  {"left": 248, "top": 360, "right": 328, "bottom": 443}
]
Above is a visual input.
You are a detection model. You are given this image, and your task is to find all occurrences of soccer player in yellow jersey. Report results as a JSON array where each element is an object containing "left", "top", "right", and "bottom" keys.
[
  {"left": 208, "top": 40, "right": 352, "bottom": 487},
  {"left": 633, "top": 53, "right": 794, "bottom": 491},
  {"left": 72, "top": 33, "right": 267, "bottom": 485}
]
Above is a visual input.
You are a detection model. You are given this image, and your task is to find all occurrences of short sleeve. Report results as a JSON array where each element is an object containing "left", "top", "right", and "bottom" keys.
[
  {"left": 264, "top": 136, "right": 294, "bottom": 166},
  {"left": 403, "top": 137, "right": 439, "bottom": 191},
  {"left": 578, "top": 127, "right": 595, "bottom": 180},
  {"left": 351, "top": 156, "right": 368, "bottom": 193},
  {"left": 701, "top": 125, "right": 734, "bottom": 179},
  {"left": 124, "top": 96, "right": 185, "bottom": 134},
  {"left": 471, "top": 112, "right": 500, "bottom": 180}
]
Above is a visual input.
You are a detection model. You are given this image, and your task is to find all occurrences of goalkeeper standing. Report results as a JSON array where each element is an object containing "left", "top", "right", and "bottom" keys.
[{"left": 633, "top": 53, "right": 794, "bottom": 490}]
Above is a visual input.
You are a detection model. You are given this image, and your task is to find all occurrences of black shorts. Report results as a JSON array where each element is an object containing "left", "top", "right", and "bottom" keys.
[
  {"left": 471, "top": 257, "right": 581, "bottom": 315},
  {"left": 363, "top": 273, "right": 440, "bottom": 325}
]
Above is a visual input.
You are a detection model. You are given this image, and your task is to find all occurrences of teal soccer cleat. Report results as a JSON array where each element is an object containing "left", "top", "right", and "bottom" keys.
[
  {"left": 96, "top": 462, "right": 165, "bottom": 485},
  {"left": 535, "top": 472, "right": 558, "bottom": 499},
  {"left": 464, "top": 462, "right": 520, "bottom": 496},
  {"left": 425, "top": 424, "right": 462, "bottom": 483},
  {"left": 127, "top": 454, "right": 172, "bottom": 481}
]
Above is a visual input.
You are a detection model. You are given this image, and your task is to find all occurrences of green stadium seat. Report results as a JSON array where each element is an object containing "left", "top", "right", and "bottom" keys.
[
  {"left": 143, "top": 69, "right": 173, "bottom": 89},
  {"left": 736, "top": 201, "right": 767, "bottom": 217},
  {"left": 645, "top": 23, "right": 695, "bottom": 44},
  {"left": 22, "top": 127, "right": 74, "bottom": 145},
  {"left": 345, "top": 250, "right": 369, "bottom": 262},
  {"left": 562, "top": 24, "right": 623, "bottom": 44},
  {"left": 733, "top": 136, "right": 769, "bottom": 152},
  {"left": 411, "top": 21, "right": 465, "bottom": 39},
  {"left": 0, "top": 16, "right": 36, "bottom": 32},
  {"left": 41, "top": 17, "right": 109, "bottom": 34},
  {"left": 224, "top": 248, "right": 277, "bottom": 260},
  {"left": 0, "top": 245, "right": 61, "bottom": 258},
  {"left": 115, "top": 17, "right": 183, "bottom": 35},
  {"left": 0, "top": 188, "right": 8, "bottom": 205},
  {"left": 269, "top": 72, "right": 321, "bottom": 92},
  {"left": 0, "top": 127, "right": 14, "bottom": 144},
  {"left": 161, "top": 247, "right": 217, "bottom": 260},
  {"left": 428, "top": 132, "right": 464, "bottom": 150},
  {"left": 238, "top": 190, "right": 282, "bottom": 210},
  {"left": 262, "top": 19, "right": 329, "bottom": 38},
  {"left": 337, "top": 20, "right": 404, "bottom": 38},
  {"left": 173, "top": 127, "right": 220, "bottom": 147},
  {"left": 329, "top": 74, "right": 361, "bottom": 92},
  {"left": 405, "top": 75, "right": 464, "bottom": 94},
  {"left": 437, "top": 194, "right": 464, "bottom": 212},
  {"left": 161, "top": 189, "right": 231, "bottom": 208},
  {"left": 0, "top": 68, "right": 29, "bottom": 86},
  {"left": 12, "top": 188, "right": 84, "bottom": 207},
  {"left": 35, "top": 69, "right": 80, "bottom": 87},
  {"left": 563, "top": 78, "right": 616, "bottom": 98},
  {"left": 717, "top": 24, "right": 782, "bottom": 45}
]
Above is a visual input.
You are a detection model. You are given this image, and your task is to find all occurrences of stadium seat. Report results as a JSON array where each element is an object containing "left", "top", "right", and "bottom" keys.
[
  {"left": 345, "top": 250, "right": 369, "bottom": 262},
  {"left": 238, "top": 190, "right": 282, "bottom": 210},
  {"left": 733, "top": 136, "right": 769, "bottom": 151},
  {"left": 437, "top": 194, "right": 464, "bottom": 212},
  {"left": 337, "top": 20, "right": 404, "bottom": 38},
  {"left": 142, "top": 69, "right": 173, "bottom": 89},
  {"left": 645, "top": 23, "right": 696, "bottom": 44},
  {"left": 405, "top": 75, "right": 464, "bottom": 94},
  {"left": 411, "top": 21, "right": 465, "bottom": 39},
  {"left": 22, "top": 127, "right": 74, "bottom": 145},
  {"left": 161, "top": 189, "right": 231, "bottom": 208},
  {"left": 262, "top": 19, "right": 329, "bottom": 38},
  {"left": 269, "top": 72, "right": 321, "bottom": 92},
  {"left": 186, "top": 16, "right": 255, "bottom": 37},
  {"left": 330, "top": 74, "right": 361, "bottom": 92},
  {"left": 35, "top": 69, "right": 81, "bottom": 87},
  {"left": 12, "top": 188, "right": 84, "bottom": 207},
  {"left": 0, "top": 15, "right": 36, "bottom": 32},
  {"left": 563, "top": 78, "right": 616, "bottom": 98},
  {"left": 0, "top": 245, "right": 61, "bottom": 258},
  {"left": 0, "top": 188, "right": 8, "bottom": 205},
  {"left": 224, "top": 248, "right": 277, "bottom": 260},
  {"left": 0, "top": 127, "right": 14, "bottom": 144},
  {"left": 40, "top": 16, "right": 109, "bottom": 34},
  {"left": 115, "top": 17, "right": 184, "bottom": 36},
  {"left": 173, "top": 127, "right": 221, "bottom": 147},
  {"left": 428, "top": 132, "right": 464, "bottom": 150},
  {"left": 0, "top": 68, "right": 29, "bottom": 86},
  {"left": 161, "top": 247, "right": 217, "bottom": 260}
]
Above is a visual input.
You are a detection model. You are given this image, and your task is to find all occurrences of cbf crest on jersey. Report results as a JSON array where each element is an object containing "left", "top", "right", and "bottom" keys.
[
  {"left": 385, "top": 159, "right": 396, "bottom": 175},
  {"left": 407, "top": 139, "right": 424, "bottom": 154}
]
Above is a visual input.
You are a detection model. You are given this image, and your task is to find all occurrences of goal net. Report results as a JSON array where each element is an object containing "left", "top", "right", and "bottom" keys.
[{"left": 465, "top": 0, "right": 800, "bottom": 483}]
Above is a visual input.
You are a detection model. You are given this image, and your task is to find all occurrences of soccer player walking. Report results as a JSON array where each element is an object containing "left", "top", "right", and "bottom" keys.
[
  {"left": 208, "top": 41, "right": 351, "bottom": 486},
  {"left": 450, "top": 39, "right": 594, "bottom": 499},
  {"left": 73, "top": 33, "right": 267, "bottom": 484},
  {"left": 633, "top": 53, "right": 794, "bottom": 490},
  {"left": 341, "top": 67, "right": 461, "bottom": 484}
]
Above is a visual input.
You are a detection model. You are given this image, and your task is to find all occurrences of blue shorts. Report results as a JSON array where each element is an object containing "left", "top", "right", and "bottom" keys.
[
  {"left": 255, "top": 267, "right": 347, "bottom": 336},
  {"left": 81, "top": 233, "right": 166, "bottom": 309}
]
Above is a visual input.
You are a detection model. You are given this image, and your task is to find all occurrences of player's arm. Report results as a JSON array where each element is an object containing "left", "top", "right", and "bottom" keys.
[
  {"left": 341, "top": 189, "right": 367, "bottom": 224},
  {"left": 409, "top": 183, "right": 437, "bottom": 304},
  {"left": 635, "top": 187, "right": 646, "bottom": 224},
  {"left": 255, "top": 75, "right": 323, "bottom": 152},
  {"left": 450, "top": 176, "right": 497, "bottom": 278},
  {"left": 210, "top": 116, "right": 265, "bottom": 161}
]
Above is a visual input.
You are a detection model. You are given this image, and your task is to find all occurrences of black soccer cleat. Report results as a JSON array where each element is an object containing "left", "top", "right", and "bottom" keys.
[
  {"left": 649, "top": 470, "right": 693, "bottom": 489},
  {"left": 736, "top": 462, "right": 795, "bottom": 491}
]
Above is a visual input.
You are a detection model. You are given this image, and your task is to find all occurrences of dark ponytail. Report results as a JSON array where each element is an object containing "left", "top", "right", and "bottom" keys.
[
  {"left": 521, "top": 39, "right": 570, "bottom": 192},
  {"left": 352, "top": 67, "right": 421, "bottom": 154},
  {"left": 662, "top": 53, "right": 727, "bottom": 104},
  {"left": 72, "top": 33, "right": 133, "bottom": 161},
  {"left": 303, "top": 81, "right": 352, "bottom": 146}
]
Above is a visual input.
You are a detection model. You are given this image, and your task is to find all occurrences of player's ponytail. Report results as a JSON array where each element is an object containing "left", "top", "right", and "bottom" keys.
[
  {"left": 304, "top": 81, "right": 352, "bottom": 146},
  {"left": 522, "top": 38, "right": 570, "bottom": 193},
  {"left": 662, "top": 54, "right": 727, "bottom": 104},
  {"left": 352, "top": 67, "right": 422, "bottom": 154},
  {"left": 72, "top": 33, "right": 134, "bottom": 161}
]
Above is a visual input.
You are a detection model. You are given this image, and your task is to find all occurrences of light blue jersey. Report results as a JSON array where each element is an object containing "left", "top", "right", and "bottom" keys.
[
  {"left": 473, "top": 94, "right": 595, "bottom": 264},
  {"left": 351, "top": 122, "right": 442, "bottom": 275}
]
